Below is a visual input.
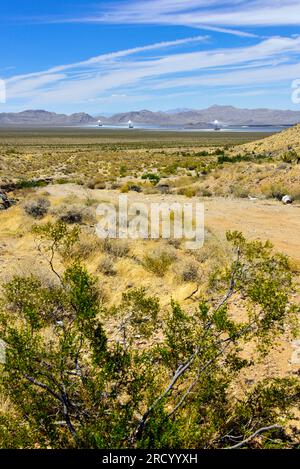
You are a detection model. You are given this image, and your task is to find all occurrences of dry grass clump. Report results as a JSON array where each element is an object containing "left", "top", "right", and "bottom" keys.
[
  {"left": 197, "top": 187, "right": 213, "bottom": 197},
  {"left": 98, "top": 255, "right": 117, "bottom": 276},
  {"left": 178, "top": 186, "right": 198, "bottom": 198},
  {"left": 55, "top": 204, "right": 96, "bottom": 225},
  {"left": 101, "top": 238, "right": 130, "bottom": 258},
  {"left": 170, "top": 176, "right": 196, "bottom": 189},
  {"left": 120, "top": 183, "right": 129, "bottom": 193},
  {"left": 193, "top": 229, "right": 231, "bottom": 269},
  {"left": 84, "top": 196, "right": 101, "bottom": 207},
  {"left": 143, "top": 246, "right": 177, "bottom": 277},
  {"left": 230, "top": 185, "right": 250, "bottom": 199},
  {"left": 178, "top": 260, "right": 200, "bottom": 283},
  {"left": 261, "top": 182, "right": 289, "bottom": 200},
  {"left": 167, "top": 238, "right": 182, "bottom": 249},
  {"left": 23, "top": 198, "right": 50, "bottom": 219},
  {"left": 87, "top": 177, "right": 107, "bottom": 190},
  {"left": 70, "top": 232, "right": 102, "bottom": 260}
]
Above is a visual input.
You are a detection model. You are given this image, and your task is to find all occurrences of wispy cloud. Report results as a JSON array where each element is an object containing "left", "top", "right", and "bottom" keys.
[
  {"left": 35, "top": 1, "right": 300, "bottom": 36},
  {"left": 7, "top": 35, "right": 209, "bottom": 83},
  {"left": 91, "top": 0, "right": 300, "bottom": 27},
  {"left": 4, "top": 34, "right": 300, "bottom": 110}
]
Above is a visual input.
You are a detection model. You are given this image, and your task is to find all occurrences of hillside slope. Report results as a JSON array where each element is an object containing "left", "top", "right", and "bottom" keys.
[{"left": 238, "top": 123, "right": 300, "bottom": 155}]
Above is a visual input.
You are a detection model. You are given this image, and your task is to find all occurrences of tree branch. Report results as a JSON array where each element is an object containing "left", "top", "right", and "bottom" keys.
[
  {"left": 23, "top": 374, "right": 63, "bottom": 403},
  {"left": 227, "top": 425, "right": 282, "bottom": 449}
]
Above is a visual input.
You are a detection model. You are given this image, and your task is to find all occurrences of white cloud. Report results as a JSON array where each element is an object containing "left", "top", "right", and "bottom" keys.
[
  {"left": 7, "top": 74, "right": 66, "bottom": 97},
  {"left": 153, "top": 62, "right": 300, "bottom": 90},
  {"left": 49, "top": 1, "right": 300, "bottom": 32},
  {"left": 7, "top": 35, "right": 208, "bottom": 84},
  {"left": 3, "top": 30, "right": 300, "bottom": 111}
]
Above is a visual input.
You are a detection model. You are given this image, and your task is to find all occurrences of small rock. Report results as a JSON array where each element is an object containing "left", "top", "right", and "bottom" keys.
[
  {"left": 282, "top": 195, "right": 293, "bottom": 205},
  {"left": 245, "top": 378, "right": 255, "bottom": 386},
  {"left": 157, "top": 184, "right": 170, "bottom": 194},
  {"left": 277, "top": 163, "right": 289, "bottom": 170},
  {"left": 0, "top": 190, "right": 15, "bottom": 210}
]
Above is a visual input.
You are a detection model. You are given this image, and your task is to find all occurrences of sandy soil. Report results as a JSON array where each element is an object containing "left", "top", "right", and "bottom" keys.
[{"left": 43, "top": 184, "right": 300, "bottom": 262}]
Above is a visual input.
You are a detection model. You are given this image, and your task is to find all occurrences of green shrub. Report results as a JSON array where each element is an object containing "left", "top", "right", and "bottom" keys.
[
  {"left": 281, "top": 150, "right": 299, "bottom": 163},
  {"left": 141, "top": 173, "right": 161, "bottom": 185},
  {"left": 16, "top": 179, "right": 48, "bottom": 189},
  {"left": 0, "top": 225, "right": 299, "bottom": 449},
  {"left": 119, "top": 164, "right": 127, "bottom": 177}
]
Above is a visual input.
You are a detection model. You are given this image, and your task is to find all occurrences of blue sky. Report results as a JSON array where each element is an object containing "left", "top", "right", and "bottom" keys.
[{"left": 1, "top": 0, "right": 300, "bottom": 114}]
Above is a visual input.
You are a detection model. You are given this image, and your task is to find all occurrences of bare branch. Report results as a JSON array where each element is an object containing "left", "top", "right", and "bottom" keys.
[
  {"left": 215, "top": 247, "right": 241, "bottom": 312},
  {"left": 61, "top": 385, "right": 78, "bottom": 441},
  {"left": 184, "top": 285, "right": 199, "bottom": 301},
  {"left": 227, "top": 425, "right": 282, "bottom": 449},
  {"left": 168, "top": 337, "right": 234, "bottom": 418},
  {"left": 23, "top": 374, "right": 63, "bottom": 403},
  {"left": 34, "top": 239, "right": 62, "bottom": 282},
  {"left": 132, "top": 348, "right": 200, "bottom": 442}
]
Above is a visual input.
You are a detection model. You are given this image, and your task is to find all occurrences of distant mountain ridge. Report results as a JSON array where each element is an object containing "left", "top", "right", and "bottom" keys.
[
  {"left": 101, "top": 106, "right": 300, "bottom": 126},
  {"left": 0, "top": 110, "right": 96, "bottom": 126},
  {"left": 1, "top": 105, "right": 300, "bottom": 127}
]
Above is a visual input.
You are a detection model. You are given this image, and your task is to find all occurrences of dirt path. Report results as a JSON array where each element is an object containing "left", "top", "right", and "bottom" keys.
[{"left": 44, "top": 184, "right": 300, "bottom": 262}]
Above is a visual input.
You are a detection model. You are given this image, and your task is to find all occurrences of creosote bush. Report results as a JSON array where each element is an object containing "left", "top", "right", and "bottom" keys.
[
  {"left": 0, "top": 223, "right": 299, "bottom": 449},
  {"left": 141, "top": 173, "right": 161, "bottom": 186}
]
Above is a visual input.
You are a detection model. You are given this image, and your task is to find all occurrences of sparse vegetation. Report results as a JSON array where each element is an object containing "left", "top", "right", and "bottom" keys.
[
  {"left": 101, "top": 239, "right": 130, "bottom": 258},
  {"left": 0, "top": 224, "right": 298, "bottom": 449},
  {"left": 24, "top": 198, "right": 50, "bottom": 219},
  {"left": 57, "top": 205, "right": 95, "bottom": 225},
  {"left": 0, "top": 128, "right": 299, "bottom": 450},
  {"left": 143, "top": 247, "right": 177, "bottom": 276},
  {"left": 99, "top": 255, "right": 117, "bottom": 276},
  {"left": 261, "top": 183, "right": 289, "bottom": 200},
  {"left": 179, "top": 261, "right": 199, "bottom": 283},
  {"left": 141, "top": 172, "right": 161, "bottom": 185}
]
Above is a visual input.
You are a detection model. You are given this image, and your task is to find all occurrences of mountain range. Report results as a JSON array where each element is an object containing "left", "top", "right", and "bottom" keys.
[
  {"left": 1, "top": 106, "right": 300, "bottom": 127},
  {"left": 0, "top": 110, "right": 95, "bottom": 126}
]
